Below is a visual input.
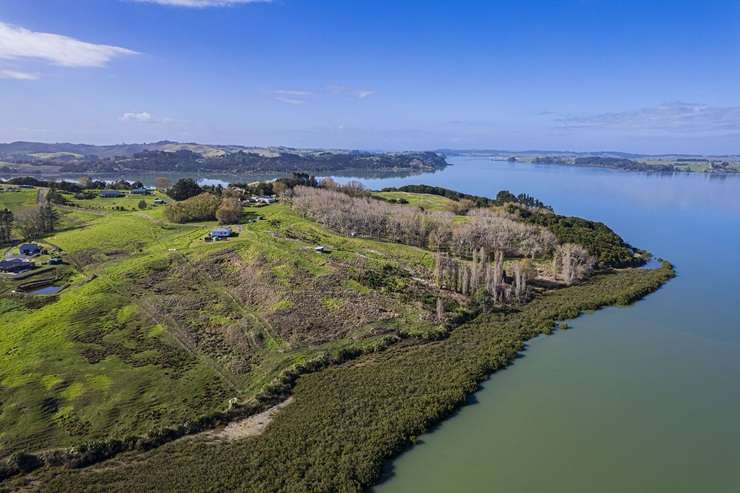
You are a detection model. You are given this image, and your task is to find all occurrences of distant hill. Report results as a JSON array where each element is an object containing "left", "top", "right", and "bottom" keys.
[
  {"left": 0, "top": 141, "right": 449, "bottom": 175},
  {"left": 442, "top": 149, "right": 740, "bottom": 174}
]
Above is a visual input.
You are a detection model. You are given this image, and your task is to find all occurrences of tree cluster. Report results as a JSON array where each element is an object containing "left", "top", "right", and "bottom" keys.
[
  {"left": 434, "top": 248, "right": 534, "bottom": 304},
  {"left": 164, "top": 193, "right": 221, "bottom": 223},
  {"left": 291, "top": 186, "right": 556, "bottom": 260},
  {"left": 513, "top": 207, "right": 638, "bottom": 267},
  {"left": 292, "top": 185, "right": 455, "bottom": 248},
  {"left": 3, "top": 177, "right": 82, "bottom": 193},
  {"left": 164, "top": 192, "right": 244, "bottom": 225},
  {"left": 15, "top": 204, "right": 58, "bottom": 240},
  {"left": 166, "top": 179, "right": 203, "bottom": 201},
  {"left": 454, "top": 208, "right": 556, "bottom": 259}
]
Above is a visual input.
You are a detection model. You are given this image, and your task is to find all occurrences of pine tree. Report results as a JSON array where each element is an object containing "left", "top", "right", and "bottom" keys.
[{"left": 0, "top": 208, "right": 13, "bottom": 244}]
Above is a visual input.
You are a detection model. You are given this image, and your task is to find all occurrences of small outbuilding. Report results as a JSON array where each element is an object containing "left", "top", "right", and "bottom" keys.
[{"left": 20, "top": 243, "right": 42, "bottom": 256}]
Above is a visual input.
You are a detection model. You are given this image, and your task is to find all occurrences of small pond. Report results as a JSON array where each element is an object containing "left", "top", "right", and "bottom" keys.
[{"left": 29, "top": 285, "right": 63, "bottom": 295}]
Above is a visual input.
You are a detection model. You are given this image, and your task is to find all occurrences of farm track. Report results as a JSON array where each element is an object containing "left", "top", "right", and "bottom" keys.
[
  {"left": 55, "top": 205, "right": 247, "bottom": 396},
  {"left": 133, "top": 210, "right": 282, "bottom": 353}
]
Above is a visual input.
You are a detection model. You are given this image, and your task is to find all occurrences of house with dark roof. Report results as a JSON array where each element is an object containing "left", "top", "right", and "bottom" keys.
[
  {"left": 0, "top": 258, "right": 35, "bottom": 274},
  {"left": 100, "top": 190, "right": 125, "bottom": 198},
  {"left": 20, "top": 243, "right": 42, "bottom": 256}
]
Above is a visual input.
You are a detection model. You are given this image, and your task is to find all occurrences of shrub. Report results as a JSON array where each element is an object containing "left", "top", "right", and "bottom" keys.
[
  {"left": 8, "top": 452, "right": 42, "bottom": 473},
  {"left": 215, "top": 197, "right": 242, "bottom": 225}
]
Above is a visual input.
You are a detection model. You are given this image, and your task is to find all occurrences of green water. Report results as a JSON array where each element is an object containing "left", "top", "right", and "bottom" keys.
[{"left": 341, "top": 159, "right": 740, "bottom": 492}]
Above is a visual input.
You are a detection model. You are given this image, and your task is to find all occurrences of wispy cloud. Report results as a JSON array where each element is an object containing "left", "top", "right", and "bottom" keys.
[
  {"left": 272, "top": 89, "right": 312, "bottom": 105},
  {"left": 0, "top": 69, "right": 38, "bottom": 80},
  {"left": 0, "top": 22, "right": 137, "bottom": 68},
  {"left": 120, "top": 112, "right": 175, "bottom": 124},
  {"left": 558, "top": 101, "right": 740, "bottom": 134},
  {"left": 328, "top": 85, "right": 375, "bottom": 99},
  {"left": 130, "top": 0, "right": 270, "bottom": 7}
]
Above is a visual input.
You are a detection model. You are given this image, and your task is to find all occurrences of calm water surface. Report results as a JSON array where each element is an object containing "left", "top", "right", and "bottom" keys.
[{"left": 335, "top": 158, "right": 740, "bottom": 493}]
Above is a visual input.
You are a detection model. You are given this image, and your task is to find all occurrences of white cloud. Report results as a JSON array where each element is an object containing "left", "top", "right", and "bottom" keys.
[
  {"left": 0, "top": 22, "right": 137, "bottom": 68},
  {"left": 121, "top": 112, "right": 154, "bottom": 122},
  {"left": 131, "top": 0, "right": 270, "bottom": 7},
  {"left": 0, "top": 69, "right": 38, "bottom": 80},
  {"left": 558, "top": 102, "right": 740, "bottom": 134},
  {"left": 272, "top": 89, "right": 312, "bottom": 105},
  {"left": 328, "top": 85, "right": 375, "bottom": 99},
  {"left": 271, "top": 87, "right": 375, "bottom": 105},
  {"left": 354, "top": 89, "right": 375, "bottom": 99},
  {"left": 120, "top": 112, "right": 175, "bottom": 124}
]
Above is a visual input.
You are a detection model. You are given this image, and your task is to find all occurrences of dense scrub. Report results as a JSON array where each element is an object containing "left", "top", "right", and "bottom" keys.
[
  {"left": 8, "top": 263, "right": 675, "bottom": 492},
  {"left": 512, "top": 207, "right": 640, "bottom": 267},
  {"left": 380, "top": 185, "right": 639, "bottom": 268}
]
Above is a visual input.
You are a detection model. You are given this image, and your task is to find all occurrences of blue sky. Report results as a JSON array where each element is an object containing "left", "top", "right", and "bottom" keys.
[{"left": 1, "top": 0, "right": 740, "bottom": 153}]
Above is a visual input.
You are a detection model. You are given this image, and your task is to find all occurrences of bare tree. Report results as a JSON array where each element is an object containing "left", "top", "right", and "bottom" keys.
[
  {"left": 216, "top": 197, "right": 242, "bottom": 224},
  {"left": 319, "top": 177, "right": 338, "bottom": 189},
  {"left": 16, "top": 207, "right": 46, "bottom": 240},
  {"left": 272, "top": 181, "right": 289, "bottom": 196},
  {"left": 154, "top": 176, "right": 172, "bottom": 191},
  {"left": 553, "top": 243, "right": 595, "bottom": 284},
  {"left": 436, "top": 297, "right": 445, "bottom": 323}
]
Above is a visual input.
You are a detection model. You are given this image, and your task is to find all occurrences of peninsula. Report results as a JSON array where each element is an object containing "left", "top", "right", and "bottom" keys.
[{"left": 0, "top": 175, "right": 673, "bottom": 491}]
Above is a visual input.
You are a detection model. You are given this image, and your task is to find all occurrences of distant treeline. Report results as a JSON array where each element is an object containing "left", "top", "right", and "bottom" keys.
[
  {"left": 1, "top": 176, "right": 148, "bottom": 193},
  {"left": 533, "top": 156, "right": 675, "bottom": 172},
  {"left": 3, "top": 149, "right": 449, "bottom": 174}
]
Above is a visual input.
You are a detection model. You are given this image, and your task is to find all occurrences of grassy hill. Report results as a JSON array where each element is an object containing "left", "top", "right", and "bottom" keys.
[{"left": 0, "top": 189, "right": 454, "bottom": 460}]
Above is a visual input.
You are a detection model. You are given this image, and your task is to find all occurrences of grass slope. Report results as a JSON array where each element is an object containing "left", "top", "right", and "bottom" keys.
[
  {"left": 0, "top": 189, "right": 37, "bottom": 213},
  {"left": 0, "top": 195, "right": 445, "bottom": 460},
  {"left": 373, "top": 191, "right": 456, "bottom": 211}
]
